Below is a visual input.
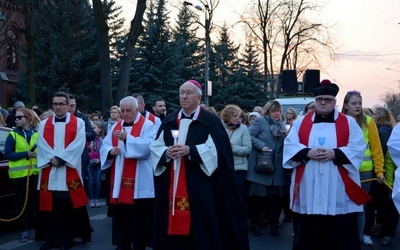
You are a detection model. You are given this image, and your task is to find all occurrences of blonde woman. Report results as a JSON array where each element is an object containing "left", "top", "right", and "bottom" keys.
[
  {"left": 247, "top": 100, "right": 286, "bottom": 237},
  {"left": 341, "top": 90, "right": 385, "bottom": 246},
  {"left": 220, "top": 105, "right": 252, "bottom": 201}
]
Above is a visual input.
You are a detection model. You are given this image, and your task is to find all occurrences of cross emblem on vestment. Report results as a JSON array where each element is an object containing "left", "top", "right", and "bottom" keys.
[{"left": 69, "top": 180, "right": 80, "bottom": 190}]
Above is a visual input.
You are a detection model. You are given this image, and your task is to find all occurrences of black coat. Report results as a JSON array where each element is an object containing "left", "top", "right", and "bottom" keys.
[{"left": 153, "top": 108, "right": 249, "bottom": 250}]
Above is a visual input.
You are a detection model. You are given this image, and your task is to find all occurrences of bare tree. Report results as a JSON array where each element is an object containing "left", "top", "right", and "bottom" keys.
[
  {"left": 93, "top": 0, "right": 112, "bottom": 114},
  {"left": 115, "top": 0, "right": 146, "bottom": 103},
  {"left": 241, "top": 0, "right": 337, "bottom": 93},
  {"left": 381, "top": 91, "right": 400, "bottom": 120},
  {"left": 278, "top": 0, "right": 336, "bottom": 74}
]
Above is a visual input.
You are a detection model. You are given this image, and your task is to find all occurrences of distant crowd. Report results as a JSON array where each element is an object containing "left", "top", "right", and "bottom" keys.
[{"left": 1, "top": 78, "right": 400, "bottom": 250}]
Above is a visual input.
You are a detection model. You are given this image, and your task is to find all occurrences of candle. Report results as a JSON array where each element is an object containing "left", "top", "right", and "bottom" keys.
[
  {"left": 317, "top": 137, "right": 326, "bottom": 174},
  {"left": 170, "top": 130, "right": 180, "bottom": 216},
  {"left": 171, "top": 130, "right": 179, "bottom": 145}
]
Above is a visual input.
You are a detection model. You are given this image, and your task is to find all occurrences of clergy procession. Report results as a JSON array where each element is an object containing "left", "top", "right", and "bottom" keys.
[{"left": 2, "top": 78, "right": 400, "bottom": 250}]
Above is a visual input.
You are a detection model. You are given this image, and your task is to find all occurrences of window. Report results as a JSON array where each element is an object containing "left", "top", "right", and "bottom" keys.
[{"left": 7, "top": 45, "right": 17, "bottom": 70}]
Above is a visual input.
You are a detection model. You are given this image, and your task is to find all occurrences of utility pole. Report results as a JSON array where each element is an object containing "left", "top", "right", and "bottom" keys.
[{"left": 183, "top": 1, "right": 210, "bottom": 107}]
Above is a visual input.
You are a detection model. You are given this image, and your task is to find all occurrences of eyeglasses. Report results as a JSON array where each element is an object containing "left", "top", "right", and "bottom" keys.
[
  {"left": 15, "top": 115, "right": 26, "bottom": 120},
  {"left": 52, "top": 102, "right": 67, "bottom": 107},
  {"left": 315, "top": 97, "right": 335, "bottom": 104},
  {"left": 348, "top": 90, "right": 361, "bottom": 95}
]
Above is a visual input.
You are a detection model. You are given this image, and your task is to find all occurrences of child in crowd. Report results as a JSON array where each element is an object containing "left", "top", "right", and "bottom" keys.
[{"left": 86, "top": 121, "right": 104, "bottom": 208}]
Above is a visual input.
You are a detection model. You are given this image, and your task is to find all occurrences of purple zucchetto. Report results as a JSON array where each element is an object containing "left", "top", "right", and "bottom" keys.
[{"left": 184, "top": 79, "right": 202, "bottom": 91}]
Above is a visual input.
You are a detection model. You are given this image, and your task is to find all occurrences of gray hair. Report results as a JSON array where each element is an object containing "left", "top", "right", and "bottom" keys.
[
  {"left": 13, "top": 101, "right": 25, "bottom": 110},
  {"left": 120, "top": 96, "right": 138, "bottom": 109}
]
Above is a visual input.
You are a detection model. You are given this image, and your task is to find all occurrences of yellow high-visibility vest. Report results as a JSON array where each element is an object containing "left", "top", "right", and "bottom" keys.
[
  {"left": 8, "top": 131, "right": 39, "bottom": 179},
  {"left": 359, "top": 116, "right": 373, "bottom": 172}
]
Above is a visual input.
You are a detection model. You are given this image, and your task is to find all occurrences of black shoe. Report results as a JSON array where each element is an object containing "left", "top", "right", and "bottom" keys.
[
  {"left": 370, "top": 226, "right": 384, "bottom": 238},
  {"left": 59, "top": 246, "right": 71, "bottom": 250},
  {"left": 39, "top": 242, "right": 56, "bottom": 250},
  {"left": 59, "top": 242, "right": 73, "bottom": 250},
  {"left": 381, "top": 236, "right": 392, "bottom": 247},
  {"left": 115, "top": 246, "right": 132, "bottom": 250}
]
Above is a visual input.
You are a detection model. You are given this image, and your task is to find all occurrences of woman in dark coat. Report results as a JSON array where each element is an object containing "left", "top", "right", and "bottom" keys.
[{"left": 247, "top": 100, "right": 286, "bottom": 237}]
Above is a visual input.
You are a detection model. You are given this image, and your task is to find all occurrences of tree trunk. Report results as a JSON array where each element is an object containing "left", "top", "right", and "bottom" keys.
[
  {"left": 115, "top": 0, "right": 147, "bottom": 103},
  {"left": 23, "top": 1, "right": 35, "bottom": 106},
  {"left": 93, "top": 0, "right": 112, "bottom": 114}
]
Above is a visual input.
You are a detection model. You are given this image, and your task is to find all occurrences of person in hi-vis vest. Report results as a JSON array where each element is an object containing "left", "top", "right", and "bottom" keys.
[{"left": 4, "top": 107, "right": 39, "bottom": 243}]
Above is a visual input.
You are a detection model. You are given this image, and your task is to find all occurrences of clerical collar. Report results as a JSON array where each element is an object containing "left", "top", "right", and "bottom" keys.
[
  {"left": 123, "top": 122, "right": 133, "bottom": 127},
  {"left": 178, "top": 106, "right": 201, "bottom": 120},
  {"left": 55, "top": 115, "right": 67, "bottom": 122},
  {"left": 122, "top": 114, "right": 140, "bottom": 127},
  {"left": 314, "top": 110, "right": 335, "bottom": 123},
  {"left": 182, "top": 112, "right": 195, "bottom": 119}
]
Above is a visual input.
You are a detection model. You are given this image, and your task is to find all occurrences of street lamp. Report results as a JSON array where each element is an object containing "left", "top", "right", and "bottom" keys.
[{"left": 183, "top": 1, "right": 210, "bottom": 107}]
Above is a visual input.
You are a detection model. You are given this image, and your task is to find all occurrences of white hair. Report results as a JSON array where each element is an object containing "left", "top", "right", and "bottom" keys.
[
  {"left": 180, "top": 82, "right": 203, "bottom": 96},
  {"left": 119, "top": 96, "right": 138, "bottom": 109}
]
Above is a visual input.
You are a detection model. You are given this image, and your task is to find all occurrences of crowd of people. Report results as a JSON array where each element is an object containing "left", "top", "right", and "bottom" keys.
[{"left": 1, "top": 78, "right": 400, "bottom": 250}]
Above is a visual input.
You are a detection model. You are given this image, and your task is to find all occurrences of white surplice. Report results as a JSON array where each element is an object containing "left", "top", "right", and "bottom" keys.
[
  {"left": 150, "top": 108, "right": 218, "bottom": 177},
  {"left": 283, "top": 109, "right": 365, "bottom": 215},
  {"left": 37, "top": 113, "right": 86, "bottom": 191},
  {"left": 100, "top": 114, "right": 156, "bottom": 199},
  {"left": 387, "top": 123, "right": 400, "bottom": 213},
  {"left": 144, "top": 110, "right": 162, "bottom": 133}
]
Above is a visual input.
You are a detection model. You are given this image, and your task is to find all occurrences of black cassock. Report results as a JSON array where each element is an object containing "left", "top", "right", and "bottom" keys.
[{"left": 153, "top": 108, "right": 249, "bottom": 250}]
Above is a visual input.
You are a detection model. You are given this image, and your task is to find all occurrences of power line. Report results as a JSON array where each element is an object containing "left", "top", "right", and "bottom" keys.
[{"left": 334, "top": 52, "right": 400, "bottom": 57}]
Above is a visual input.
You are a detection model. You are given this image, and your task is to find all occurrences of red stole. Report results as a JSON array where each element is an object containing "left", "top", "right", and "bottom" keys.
[
  {"left": 147, "top": 112, "right": 156, "bottom": 124},
  {"left": 39, "top": 115, "right": 88, "bottom": 211},
  {"left": 293, "top": 112, "right": 371, "bottom": 209},
  {"left": 167, "top": 115, "right": 197, "bottom": 235},
  {"left": 109, "top": 116, "right": 145, "bottom": 204}
]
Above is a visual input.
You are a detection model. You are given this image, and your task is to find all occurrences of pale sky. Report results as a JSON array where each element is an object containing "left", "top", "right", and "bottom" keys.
[{"left": 117, "top": 0, "right": 400, "bottom": 109}]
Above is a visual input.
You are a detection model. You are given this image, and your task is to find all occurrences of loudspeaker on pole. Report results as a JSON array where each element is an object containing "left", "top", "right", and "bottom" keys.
[
  {"left": 280, "top": 70, "right": 297, "bottom": 93},
  {"left": 303, "top": 69, "right": 320, "bottom": 93}
]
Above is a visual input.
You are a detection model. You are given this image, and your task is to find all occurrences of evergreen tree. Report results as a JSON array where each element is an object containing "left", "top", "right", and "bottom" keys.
[
  {"left": 167, "top": 5, "right": 203, "bottom": 108},
  {"left": 235, "top": 33, "right": 267, "bottom": 111},
  {"left": 211, "top": 24, "right": 240, "bottom": 111},
  {"left": 31, "top": 0, "right": 99, "bottom": 110},
  {"left": 130, "top": 0, "right": 177, "bottom": 108}
]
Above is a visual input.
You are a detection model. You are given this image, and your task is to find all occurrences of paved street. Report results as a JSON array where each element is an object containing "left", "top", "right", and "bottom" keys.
[{"left": 0, "top": 198, "right": 399, "bottom": 249}]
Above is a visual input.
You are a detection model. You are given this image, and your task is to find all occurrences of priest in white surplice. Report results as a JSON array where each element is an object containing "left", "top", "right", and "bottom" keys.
[
  {"left": 387, "top": 123, "right": 400, "bottom": 214},
  {"left": 35, "top": 92, "right": 91, "bottom": 250},
  {"left": 283, "top": 80, "right": 368, "bottom": 250},
  {"left": 100, "top": 96, "right": 156, "bottom": 250}
]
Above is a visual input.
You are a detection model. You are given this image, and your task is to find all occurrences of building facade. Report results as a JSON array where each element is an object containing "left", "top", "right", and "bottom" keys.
[{"left": 0, "top": 1, "right": 37, "bottom": 108}]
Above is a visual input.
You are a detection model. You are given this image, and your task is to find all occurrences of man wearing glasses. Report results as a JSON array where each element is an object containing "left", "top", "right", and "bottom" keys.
[
  {"left": 36, "top": 92, "right": 91, "bottom": 250},
  {"left": 150, "top": 80, "right": 249, "bottom": 250},
  {"left": 283, "top": 80, "right": 368, "bottom": 250}
]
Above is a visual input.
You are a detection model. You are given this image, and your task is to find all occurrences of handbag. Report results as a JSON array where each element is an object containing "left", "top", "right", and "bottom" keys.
[{"left": 255, "top": 150, "right": 275, "bottom": 173}]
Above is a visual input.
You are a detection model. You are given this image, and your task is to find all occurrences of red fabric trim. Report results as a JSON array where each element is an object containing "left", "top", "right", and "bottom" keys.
[
  {"left": 335, "top": 117, "right": 372, "bottom": 205},
  {"left": 168, "top": 159, "right": 190, "bottom": 235},
  {"left": 40, "top": 115, "right": 88, "bottom": 211},
  {"left": 39, "top": 167, "right": 52, "bottom": 211},
  {"left": 147, "top": 112, "right": 156, "bottom": 124},
  {"left": 109, "top": 116, "right": 145, "bottom": 204},
  {"left": 294, "top": 112, "right": 371, "bottom": 209},
  {"left": 166, "top": 113, "right": 201, "bottom": 235}
]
